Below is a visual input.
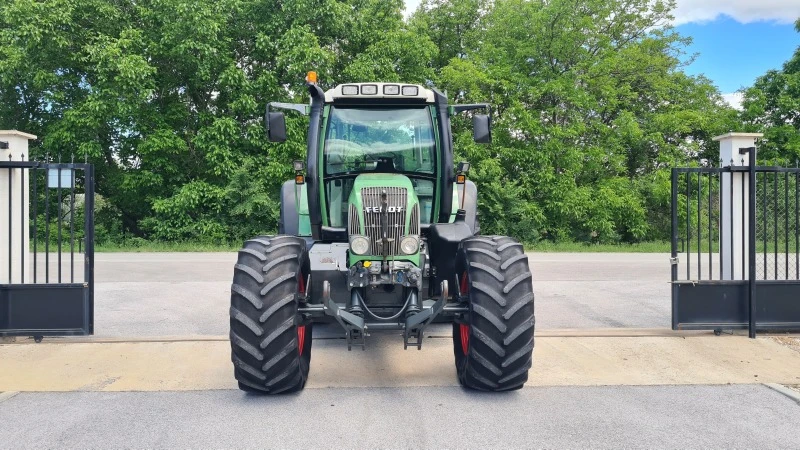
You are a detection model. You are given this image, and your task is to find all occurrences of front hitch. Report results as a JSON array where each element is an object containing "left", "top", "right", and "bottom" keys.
[
  {"left": 403, "top": 280, "right": 449, "bottom": 350},
  {"left": 321, "top": 280, "right": 366, "bottom": 350}
]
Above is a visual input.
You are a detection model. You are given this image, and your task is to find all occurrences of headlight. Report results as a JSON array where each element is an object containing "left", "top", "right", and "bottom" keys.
[
  {"left": 360, "top": 84, "right": 378, "bottom": 95},
  {"left": 400, "top": 236, "right": 419, "bottom": 255},
  {"left": 350, "top": 236, "right": 370, "bottom": 255},
  {"left": 401, "top": 85, "right": 419, "bottom": 96}
]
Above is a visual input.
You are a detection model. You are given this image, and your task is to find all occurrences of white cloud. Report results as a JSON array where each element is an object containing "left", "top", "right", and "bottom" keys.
[
  {"left": 404, "top": 0, "right": 422, "bottom": 17},
  {"left": 672, "top": 0, "right": 800, "bottom": 25},
  {"left": 722, "top": 92, "right": 744, "bottom": 110},
  {"left": 402, "top": 0, "right": 799, "bottom": 24}
]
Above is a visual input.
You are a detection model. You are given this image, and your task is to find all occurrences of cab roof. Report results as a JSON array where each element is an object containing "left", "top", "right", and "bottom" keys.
[{"left": 324, "top": 82, "right": 435, "bottom": 103}]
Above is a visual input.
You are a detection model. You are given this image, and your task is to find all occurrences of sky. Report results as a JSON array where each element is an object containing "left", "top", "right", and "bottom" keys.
[{"left": 403, "top": 0, "right": 800, "bottom": 109}]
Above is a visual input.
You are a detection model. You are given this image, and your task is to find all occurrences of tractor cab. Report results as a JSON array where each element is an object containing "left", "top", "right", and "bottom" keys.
[
  {"left": 322, "top": 98, "right": 436, "bottom": 231},
  {"left": 267, "top": 79, "right": 489, "bottom": 244}
]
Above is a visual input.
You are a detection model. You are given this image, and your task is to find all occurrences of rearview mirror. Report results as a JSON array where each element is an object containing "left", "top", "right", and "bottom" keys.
[
  {"left": 267, "top": 112, "right": 287, "bottom": 143},
  {"left": 472, "top": 114, "right": 491, "bottom": 144}
]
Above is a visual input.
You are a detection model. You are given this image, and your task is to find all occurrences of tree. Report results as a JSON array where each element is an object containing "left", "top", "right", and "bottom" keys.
[
  {"left": 421, "top": 0, "right": 738, "bottom": 242},
  {"left": 0, "top": 0, "right": 417, "bottom": 243},
  {"left": 1, "top": 0, "right": 743, "bottom": 245},
  {"left": 741, "top": 19, "right": 800, "bottom": 165},
  {"left": 409, "top": 0, "right": 487, "bottom": 69}
]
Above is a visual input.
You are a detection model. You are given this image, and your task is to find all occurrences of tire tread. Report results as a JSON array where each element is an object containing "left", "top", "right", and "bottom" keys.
[
  {"left": 229, "top": 235, "right": 311, "bottom": 394},
  {"left": 454, "top": 235, "right": 535, "bottom": 391}
]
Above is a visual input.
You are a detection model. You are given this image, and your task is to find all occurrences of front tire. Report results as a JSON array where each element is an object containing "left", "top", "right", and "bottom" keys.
[
  {"left": 453, "top": 236, "right": 535, "bottom": 391},
  {"left": 230, "top": 235, "right": 312, "bottom": 394}
]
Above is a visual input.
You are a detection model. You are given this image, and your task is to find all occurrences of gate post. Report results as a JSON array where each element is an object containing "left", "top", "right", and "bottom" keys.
[
  {"left": 714, "top": 132, "right": 762, "bottom": 281},
  {"left": 0, "top": 130, "right": 35, "bottom": 284}
]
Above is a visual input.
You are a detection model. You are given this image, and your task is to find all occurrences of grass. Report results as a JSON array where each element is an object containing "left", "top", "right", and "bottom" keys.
[
  {"left": 524, "top": 241, "right": 671, "bottom": 253},
  {"left": 91, "top": 239, "right": 672, "bottom": 253},
  {"left": 94, "top": 241, "right": 240, "bottom": 252}
]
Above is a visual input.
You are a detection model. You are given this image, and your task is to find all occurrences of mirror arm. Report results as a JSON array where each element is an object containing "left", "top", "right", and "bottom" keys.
[
  {"left": 265, "top": 102, "right": 310, "bottom": 131},
  {"left": 268, "top": 102, "right": 310, "bottom": 116},
  {"left": 450, "top": 103, "right": 491, "bottom": 115}
]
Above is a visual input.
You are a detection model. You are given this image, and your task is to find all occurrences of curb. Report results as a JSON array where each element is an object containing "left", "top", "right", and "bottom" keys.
[
  {"left": 1, "top": 329, "right": 797, "bottom": 345},
  {"left": 0, "top": 328, "right": 716, "bottom": 344},
  {"left": 0, "top": 391, "right": 19, "bottom": 404},
  {"left": 764, "top": 383, "right": 800, "bottom": 405}
]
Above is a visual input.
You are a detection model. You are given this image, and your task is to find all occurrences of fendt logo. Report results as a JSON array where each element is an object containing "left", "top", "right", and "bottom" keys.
[{"left": 365, "top": 206, "right": 403, "bottom": 213}]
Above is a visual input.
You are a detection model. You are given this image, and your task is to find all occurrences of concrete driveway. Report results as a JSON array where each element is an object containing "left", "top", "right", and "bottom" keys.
[
  {"left": 90, "top": 252, "right": 671, "bottom": 337},
  {"left": 4, "top": 252, "right": 800, "bottom": 448}
]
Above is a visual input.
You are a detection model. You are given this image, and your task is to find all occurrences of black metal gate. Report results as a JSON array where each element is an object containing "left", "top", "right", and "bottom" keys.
[
  {"left": 671, "top": 153, "right": 800, "bottom": 337},
  {"left": 1, "top": 160, "right": 94, "bottom": 338}
]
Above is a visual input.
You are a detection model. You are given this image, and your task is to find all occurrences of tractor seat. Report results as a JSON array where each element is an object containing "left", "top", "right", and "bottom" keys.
[{"left": 373, "top": 156, "right": 397, "bottom": 172}]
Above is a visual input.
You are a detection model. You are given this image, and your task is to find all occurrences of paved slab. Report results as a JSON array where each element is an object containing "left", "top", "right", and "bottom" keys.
[
  {"left": 1, "top": 385, "right": 799, "bottom": 448},
  {"left": 86, "top": 252, "right": 671, "bottom": 337},
  {"left": 3, "top": 334, "right": 800, "bottom": 392}
]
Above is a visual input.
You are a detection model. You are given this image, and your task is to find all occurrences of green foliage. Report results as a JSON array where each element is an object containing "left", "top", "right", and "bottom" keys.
[
  {"left": 427, "top": 0, "right": 738, "bottom": 243},
  {"left": 342, "top": 30, "right": 437, "bottom": 83},
  {"left": 741, "top": 19, "right": 800, "bottom": 166},
  {"left": 0, "top": 0, "right": 761, "bottom": 246},
  {"left": 1, "top": 0, "right": 414, "bottom": 242}
]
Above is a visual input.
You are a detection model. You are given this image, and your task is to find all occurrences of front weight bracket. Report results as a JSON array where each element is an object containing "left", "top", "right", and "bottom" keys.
[
  {"left": 321, "top": 280, "right": 366, "bottom": 351},
  {"left": 403, "top": 280, "right": 449, "bottom": 350}
]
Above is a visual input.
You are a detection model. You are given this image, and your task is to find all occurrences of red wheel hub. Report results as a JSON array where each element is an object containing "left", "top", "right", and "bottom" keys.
[
  {"left": 460, "top": 324, "right": 470, "bottom": 355},
  {"left": 297, "top": 273, "right": 306, "bottom": 355},
  {"left": 297, "top": 325, "right": 307, "bottom": 356},
  {"left": 459, "top": 270, "right": 469, "bottom": 355}
]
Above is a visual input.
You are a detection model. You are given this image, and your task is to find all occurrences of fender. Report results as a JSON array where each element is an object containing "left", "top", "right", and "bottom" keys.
[{"left": 279, "top": 180, "right": 311, "bottom": 236}]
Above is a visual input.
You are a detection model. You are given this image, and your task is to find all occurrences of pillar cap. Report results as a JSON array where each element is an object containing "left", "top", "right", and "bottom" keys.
[
  {"left": 712, "top": 132, "right": 763, "bottom": 142},
  {"left": 0, "top": 130, "right": 37, "bottom": 140}
]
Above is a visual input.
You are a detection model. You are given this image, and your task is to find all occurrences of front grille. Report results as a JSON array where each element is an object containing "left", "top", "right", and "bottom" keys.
[
  {"left": 348, "top": 203, "right": 360, "bottom": 235},
  {"left": 361, "top": 187, "right": 407, "bottom": 255},
  {"left": 409, "top": 203, "right": 420, "bottom": 235}
]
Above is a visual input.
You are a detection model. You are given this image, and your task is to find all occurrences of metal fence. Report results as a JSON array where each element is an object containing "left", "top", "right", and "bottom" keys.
[
  {"left": 673, "top": 167, "right": 799, "bottom": 282},
  {"left": 755, "top": 169, "right": 799, "bottom": 280},
  {"left": 671, "top": 156, "right": 800, "bottom": 337},
  {"left": 1, "top": 160, "right": 95, "bottom": 338}
]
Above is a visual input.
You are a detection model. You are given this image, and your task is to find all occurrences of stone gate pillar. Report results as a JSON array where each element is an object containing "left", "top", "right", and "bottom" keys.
[
  {"left": 714, "top": 132, "right": 762, "bottom": 280},
  {"left": 0, "top": 130, "right": 36, "bottom": 284}
]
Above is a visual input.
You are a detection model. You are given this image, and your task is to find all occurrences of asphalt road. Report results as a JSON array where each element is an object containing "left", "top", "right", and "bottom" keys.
[
  {"left": 90, "top": 252, "right": 671, "bottom": 337},
  {"left": 2, "top": 385, "right": 799, "bottom": 448}
]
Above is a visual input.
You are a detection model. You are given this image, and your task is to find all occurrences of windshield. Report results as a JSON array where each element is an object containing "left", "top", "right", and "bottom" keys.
[
  {"left": 323, "top": 106, "right": 435, "bottom": 175},
  {"left": 322, "top": 106, "right": 438, "bottom": 228}
]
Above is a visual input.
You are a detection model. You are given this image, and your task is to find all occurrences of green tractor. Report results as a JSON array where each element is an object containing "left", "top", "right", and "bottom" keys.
[{"left": 229, "top": 76, "right": 535, "bottom": 393}]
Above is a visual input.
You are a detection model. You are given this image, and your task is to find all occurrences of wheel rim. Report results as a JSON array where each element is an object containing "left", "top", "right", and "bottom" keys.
[
  {"left": 460, "top": 270, "right": 469, "bottom": 297},
  {"left": 460, "top": 270, "right": 470, "bottom": 355},
  {"left": 298, "top": 271, "right": 306, "bottom": 295},
  {"left": 459, "top": 324, "right": 469, "bottom": 356},
  {"left": 297, "top": 325, "right": 307, "bottom": 356},
  {"left": 297, "top": 271, "right": 306, "bottom": 356}
]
